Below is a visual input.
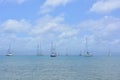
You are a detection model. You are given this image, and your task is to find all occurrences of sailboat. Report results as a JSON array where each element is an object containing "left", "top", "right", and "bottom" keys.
[
  {"left": 36, "top": 43, "right": 43, "bottom": 56},
  {"left": 6, "top": 44, "right": 13, "bottom": 56},
  {"left": 84, "top": 38, "right": 93, "bottom": 57},
  {"left": 84, "top": 51, "right": 93, "bottom": 57},
  {"left": 50, "top": 42, "right": 57, "bottom": 57}
]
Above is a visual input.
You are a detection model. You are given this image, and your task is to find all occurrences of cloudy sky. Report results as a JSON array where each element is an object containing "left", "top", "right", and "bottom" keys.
[{"left": 0, "top": 0, "right": 120, "bottom": 55}]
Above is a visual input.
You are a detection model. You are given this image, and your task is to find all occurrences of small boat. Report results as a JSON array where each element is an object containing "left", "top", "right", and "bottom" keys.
[
  {"left": 50, "top": 53, "right": 56, "bottom": 57},
  {"left": 84, "top": 52, "right": 93, "bottom": 57},
  {"left": 6, "top": 52, "right": 13, "bottom": 56},
  {"left": 6, "top": 44, "right": 13, "bottom": 56},
  {"left": 50, "top": 42, "right": 57, "bottom": 57},
  {"left": 84, "top": 38, "right": 93, "bottom": 57}
]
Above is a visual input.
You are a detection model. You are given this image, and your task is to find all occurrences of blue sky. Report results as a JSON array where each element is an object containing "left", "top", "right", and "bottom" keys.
[{"left": 0, "top": 0, "right": 120, "bottom": 55}]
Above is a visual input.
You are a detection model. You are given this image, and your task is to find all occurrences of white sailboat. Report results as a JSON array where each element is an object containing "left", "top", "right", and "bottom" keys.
[
  {"left": 6, "top": 44, "right": 13, "bottom": 56},
  {"left": 50, "top": 42, "right": 57, "bottom": 57},
  {"left": 84, "top": 38, "right": 93, "bottom": 57},
  {"left": 84, "top": 52, "right": 93, "bottom": 57}
]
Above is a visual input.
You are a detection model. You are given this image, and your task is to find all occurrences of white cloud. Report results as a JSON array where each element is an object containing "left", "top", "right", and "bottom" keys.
[
  {"left": 0, "top": 0, "right": 26, "bottom": 4},
  {"left": 79, "top": 16, "right": 120, "bottom": 42},
  {"left": 0, "top": 19, "right": 31, "bottom": 33},
  {"left": 30, "top": 15, "right": 79, "bottom": 39},
  {"left": 31, "top": 15, "right": 64, "bottom": 35},
  {"left": 90, "top": 0, "right": 120, "bottom": 13},
  {"left": 0, "top": 15, "right": 78, "bottom": 40},
  {"left": 40, "top": 0, "right": 72, "bottom": 13},
  {"left": 56, "top": 25, "right": 79, "bottom": 39},
  {"left": 59, "top": 30, "right": 77, "bottom": 38}
]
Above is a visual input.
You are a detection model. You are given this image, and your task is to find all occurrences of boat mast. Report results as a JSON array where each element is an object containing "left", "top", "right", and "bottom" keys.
[
  {"left": 39, "top": 43, "right": 42, "bottom": 56},
  {"left": 85, "top": 37, "right": 89, "bottom": 54},
  {"left": 51, "top": 42, "right": 54, "bottom": 54},
  {"left": 37, "top": 44, "right": 39, "bottom": 56},
  {"left": 8, "top": 44, "right": 12, "bottom": 54},
  {"left": 51, "top": 42, "right": 56, "bottom": 55},
  {"left": 37, "top": 43, "right": 42, "bottom": 56}
]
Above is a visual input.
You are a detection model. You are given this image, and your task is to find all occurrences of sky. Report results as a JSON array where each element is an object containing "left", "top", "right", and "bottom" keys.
[{"left": 0, "top": 0, "right": 120, "bottom": 55}]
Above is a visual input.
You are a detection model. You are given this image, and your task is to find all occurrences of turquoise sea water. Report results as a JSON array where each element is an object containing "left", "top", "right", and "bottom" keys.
[{"left": 0, "top": 55, "right": 120, "bottom": 80}]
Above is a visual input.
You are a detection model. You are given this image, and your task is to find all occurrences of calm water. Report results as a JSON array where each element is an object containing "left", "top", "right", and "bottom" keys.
[{"left": 0, "top": 55, "right": 120, "bottom": 80}]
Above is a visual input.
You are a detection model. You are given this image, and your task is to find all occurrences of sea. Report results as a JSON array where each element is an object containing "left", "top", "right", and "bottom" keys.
[{"left": 0, "top": 55, "right": 120, "bottom": 80}]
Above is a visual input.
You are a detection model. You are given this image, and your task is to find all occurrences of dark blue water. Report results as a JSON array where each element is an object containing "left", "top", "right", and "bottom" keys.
[{"left": 0, "top": 55, "right": 120, "bottom": 80}]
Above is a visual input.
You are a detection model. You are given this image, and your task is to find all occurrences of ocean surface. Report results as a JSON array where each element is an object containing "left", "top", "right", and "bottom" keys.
[{"left": 0, "top": 55, "right": 120, "bottom": 80}]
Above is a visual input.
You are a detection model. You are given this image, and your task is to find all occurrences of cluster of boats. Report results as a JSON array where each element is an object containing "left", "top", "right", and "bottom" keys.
[
  {"left": 5, "top": 42, "right": 57, "bottom": 57},
  {"left": 5, "top": 38, "right": 93, "bottom": 57}
]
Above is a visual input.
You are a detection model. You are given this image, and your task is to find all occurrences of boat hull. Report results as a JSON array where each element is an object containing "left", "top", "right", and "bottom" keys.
[
  {"left": 6, "top": 53, "right": 13, "bottom": 56},
  {"left": 50, "top": 54, "right": 56, "bottom": 57}
]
